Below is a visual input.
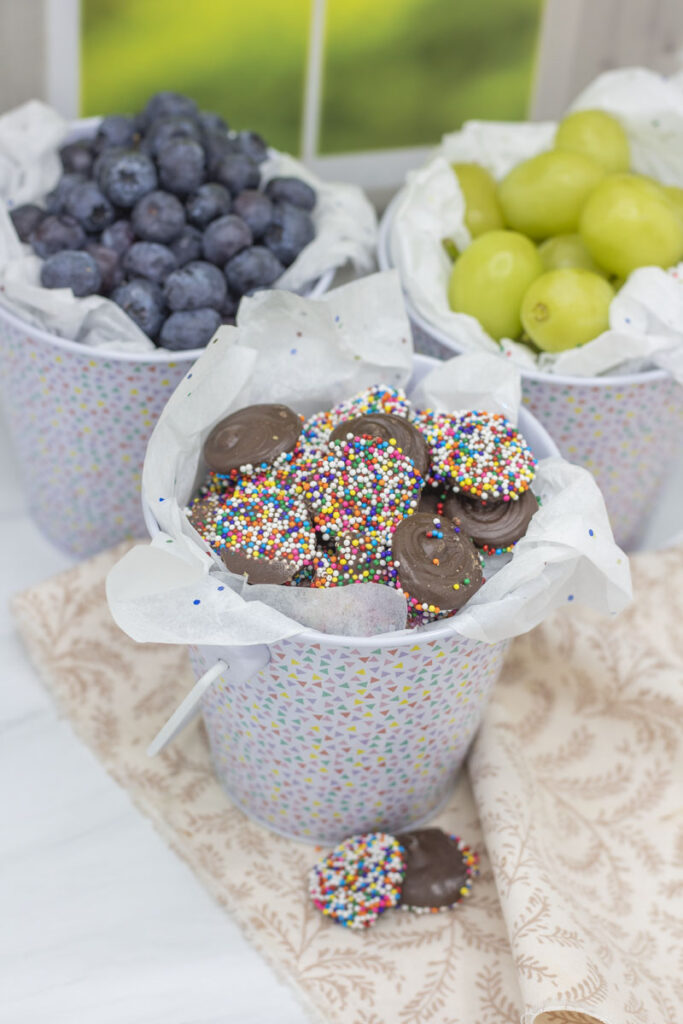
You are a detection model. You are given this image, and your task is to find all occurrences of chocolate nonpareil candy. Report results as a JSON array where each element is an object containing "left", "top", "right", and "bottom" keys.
[
  {"left": 203, "top": 402, "right": 302, "bottom": 473},
  {"left": 444, "top": 487, "right": 538, "bottom": 551},
  {"left": 330, "top": 412, "right": 430, "bottom": 478},
  {"left": 396, "top": 828, "right": 479, "bottom": 911},
  {"left": 391, "top": 513, "right": 483, "bottom": 611}
]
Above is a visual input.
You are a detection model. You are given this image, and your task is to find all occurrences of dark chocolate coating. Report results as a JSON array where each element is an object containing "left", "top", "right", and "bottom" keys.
[
  {"left": 220, "top": 548, "right": 296, "bottom": 584},
  {"left": 391, "top": 513, "right": 483, "bottom": 610},
  {"left": 444, "top": 488, "right": 538, "bottom": 549},
  {"left": 330, "top": 413, "right": 430, "bottom": 478},
  {"left": 203, "top": 403, "right": 302, "bottom": 473},
  {"left": 396, "top": 828, "right": 468, "bottom": 908},
  {"left": 417, "top": 486, "right": 448, "bottom": 517}
]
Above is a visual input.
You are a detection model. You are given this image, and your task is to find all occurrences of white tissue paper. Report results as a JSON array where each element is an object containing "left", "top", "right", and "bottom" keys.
[
  {"left": 0, "top": 102, "right": 378, "bottom": 353},
  {"left": 106, "top": 272, "right": 631, "bottom": 650},
  {"left": 389, "top": 68, "right": 683, "bottom": 382}
]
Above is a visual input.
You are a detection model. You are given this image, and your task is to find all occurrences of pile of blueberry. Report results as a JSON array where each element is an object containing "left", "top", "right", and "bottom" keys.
[{"left": 9, "top": 91, "right": 317, "bottom": 350}]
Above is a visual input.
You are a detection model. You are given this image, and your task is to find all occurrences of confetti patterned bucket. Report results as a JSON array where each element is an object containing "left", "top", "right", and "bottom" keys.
[
  {"left": 378, "top": 200, "right": 683, "bottom": 550},
  {"left": 146, "top": 358, "right": 559, "bottom": 843},
  {"left": 0, "top": 291, "right": 333, "bottom": 561}
]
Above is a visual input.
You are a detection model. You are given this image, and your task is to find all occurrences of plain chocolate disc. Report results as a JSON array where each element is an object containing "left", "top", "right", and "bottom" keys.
[
  {"left": 396, "top": 828, "right": 469, "bottom": 909},
  {"left": 391, "top": 512, "right": 483, "bottom": 610},
  {"left": 444, "top": 488, "right": 538, "bottom": 549},
  {"left": 330, "top": 413, "right": 430, "bottom": 478},
  {"left": 203, "top": 403, "right": 302, "bottom": 473}
]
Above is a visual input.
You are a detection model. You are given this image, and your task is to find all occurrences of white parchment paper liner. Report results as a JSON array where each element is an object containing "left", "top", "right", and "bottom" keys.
[
  {"left": 0, "top": 101, "right": 377, "bottom": 353},
  {"left": 390, "top": 67, "right": 683, "bottom": 382},
  {"left": 106, "top": 272, "right": 631, "bottom": 646}
]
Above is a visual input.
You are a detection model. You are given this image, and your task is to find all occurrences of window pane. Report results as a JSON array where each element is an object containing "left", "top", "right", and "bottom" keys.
[
  {"left": 81, "top": 0, "right": 309, "bottom": 154},
  {"left": 319, "top": 0, "right": 544, "bottom": 153}
]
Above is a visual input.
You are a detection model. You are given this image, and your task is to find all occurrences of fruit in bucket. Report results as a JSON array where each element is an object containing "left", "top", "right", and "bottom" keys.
[
  {"left": 520, "top": 268, "right": 614, "bottom": 352},
  {"left": 579, "top": 173, "right": 683, "bottom": 278},
  {"left": 9, "top": 90, "right": 319, "bottom": 350},
  {"left": 554, "top": 109, "right": 630, "bottom": 173},
  {"left": 451, "top": 162, "right": 504, "bottom": 238},
  {"left": 498, "top": 150, "right": 605, "bottom": 239},
  {"left": 538, "top": 233, "right": 606, "bottom": 275},
  {"left": 447, "top": 230, "right": 543, "bottom": 340}
]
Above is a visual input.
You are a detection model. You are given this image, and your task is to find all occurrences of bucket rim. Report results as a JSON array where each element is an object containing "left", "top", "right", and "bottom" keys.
[{"left": 378, "top": 187, "right": 675, "bottom": 390}]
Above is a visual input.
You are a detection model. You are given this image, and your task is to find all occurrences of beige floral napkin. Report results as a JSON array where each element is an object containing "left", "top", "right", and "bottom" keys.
[{"left": 12, "top": 542, "right": 683, "bottom": 1024}]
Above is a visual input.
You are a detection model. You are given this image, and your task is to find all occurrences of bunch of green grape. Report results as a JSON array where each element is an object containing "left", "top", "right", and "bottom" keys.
[{"left": 445, "top": 109, "right": 683, "bottom": 353}]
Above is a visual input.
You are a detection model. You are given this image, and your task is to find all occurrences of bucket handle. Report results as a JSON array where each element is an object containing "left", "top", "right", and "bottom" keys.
[{"left": 147, "top": 643, "right": 271, "bottom": 757}]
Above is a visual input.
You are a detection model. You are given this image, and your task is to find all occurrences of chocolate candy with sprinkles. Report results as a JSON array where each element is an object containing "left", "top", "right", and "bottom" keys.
[
  {"left": 330, "top": 412, "right": 430, "bottom": 478},
  {"left": 298, "top": 434, "right": 423, "bottom": 542},
  {"left": 395, "top": 828, "right": 479, "bottom": 913},
  {"left": 188, "top": 475, "right": 316, "bottom": 584},
  {"left": 308, "top": 832, "right": 405, "bottom": 929},
  {"left": 431, "top": 409, "right": 536, "bottom": 501},
  {"left": 392, "top": 512, "right": 483, "bottom": 614},
  {"left": 444, "top": 488, "right": 539, "bottom": 553},
  {"left": 203, "top": 402, "right": 303, "bottom": 474}
]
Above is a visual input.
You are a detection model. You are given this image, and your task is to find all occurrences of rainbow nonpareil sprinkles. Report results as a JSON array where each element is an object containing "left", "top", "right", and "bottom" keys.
[
  {"left": 430, "top": 410, "right": 536, "bottom": 501},
  {"left": 400, "top": 835, "right": 480, "bottom": 915},
  {"left": 308, "top": 832, "right": 406, "bottom": 929}
]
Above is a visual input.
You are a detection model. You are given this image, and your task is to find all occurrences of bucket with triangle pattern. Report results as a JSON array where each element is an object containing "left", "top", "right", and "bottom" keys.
[
  {"left": 144, "top": 356, "right": 557, "bottom": 844},
  {"left": 187, "top": 628, "right": 509, "bottom": 844}
]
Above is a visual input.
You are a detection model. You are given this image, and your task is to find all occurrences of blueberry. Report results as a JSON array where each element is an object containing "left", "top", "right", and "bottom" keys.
[
  {"left": 265, "top": 176, "right": 316, "bottom": 211},
  {"left": 95, "top": 115, "right": 136, "bottom": 152},
  {"left": 263, "top": 202, "right": 314, "bottom": 266},
  {"left": 93, "top": 146, "right": 129, "bottom": 189},
  {"left": 100, "top": 150, "right": 157, "bottom": 207},
  {"left": 170, "top": 225, "right": 202, "bottom": 266},
  {"left": 214, "top": 153, "right": 259, "bottom": 195},
  {"left": 41, "top": 250, "right": 101, "bottom": 296},
  {"left": 141, "top": 92, "right": 199, "bottom": 128},
  {"left": 163, "top": 260, "right": 226, "bottom": 311},
  {"left": 143, "top": 115, "right": 202, "bottom": 157},
  {"left": 220, "top": 289, "right": 239, "bottom": 322},
  {"left": 224, "top": 245, "right": 284, "bottom": 296},
  {"left": 59, "top": 141, "right": 94, "bottom": 176},
  {"left": 65, "top": 181, "right": 115, "bottom": 233},
  {"left": 203, "top": 131, "right": 241, "bottom": 176},
  {"left": 85, "top": 243, "right": 123, "bottom": 294},
  {"left": 198, "top": 111, "right": 228, "bottom": 135},
  {"left": 112, "top": 278, "right": 165, "bottom": 338},
  {"left": 186, "top": 183, "right": 231, "bottom": 228},
  {"left": 30, "top": 215, "right": 86, "bottom": 258},
  {"left": 157, "top": 137, "right": 205, "bottom": 196},
  {"left": 10, "top": 204, "right": 45, "bottom": 242},
  {"left": 159, "top": 307, "right": 221, "bottom": 350},
  {"left": 202, "top": 214, "right": 252, "bottom": 265},
  {"left": 131, "top": 190, "right": 185, "bottom": 243},
  {"left": 45, "top": 173, "right": 87, "bottom": 215},
  {"left": 237, "top": 131, "right": 268, "bottom": 164},
  {"left": 123, "top": 241, "right": 177, "bottom": 284},
  {"left": 232, "top": 190, "right": 272, "bottom": 238},
  {"left": 101, "top": 219, "right": 135, "bottom": 255}
]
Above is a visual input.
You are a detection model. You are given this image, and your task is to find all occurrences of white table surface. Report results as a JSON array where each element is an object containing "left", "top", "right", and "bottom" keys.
[{"left": 1, "top": 401, "right": 682, "bottom": 1024}]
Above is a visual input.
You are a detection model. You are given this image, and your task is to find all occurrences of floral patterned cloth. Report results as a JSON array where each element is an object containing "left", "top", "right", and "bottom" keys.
[{"left": 12, "top": 542, "right": 683, "bottom": 1024}]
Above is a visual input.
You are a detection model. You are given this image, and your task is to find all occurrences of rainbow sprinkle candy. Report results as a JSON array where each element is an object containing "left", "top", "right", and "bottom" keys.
[
  {"left": 308, "top": 832, "right": 406, "bottom": 929},
  {"left": 400, "top": 835, "right": 480, "bottom": 914}
]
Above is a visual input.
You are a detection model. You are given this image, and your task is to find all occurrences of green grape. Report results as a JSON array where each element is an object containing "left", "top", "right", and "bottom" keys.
[
  {"left": 498, "top": 150, "right": 605, "bottom": 240},
  {"left": 521, "top": 268, "right": 614, "bottom": 352},
  {"left": 663, "top": 185, "right": 683, "bottom": 225},
  {"left": 451, "top": 162, "right": 504, "bottom": 237},
  {"left": 448, "top": 230, "right": 543, "bottom": 341},
  {"left": 554, "top": 109, "right": 630, "bottom": 173},
  {"left": 579, "top": 173, "right": 683, "bottom": 277},
  {"left": 538, "top": 233, "right": 606, "bottom": 275}
]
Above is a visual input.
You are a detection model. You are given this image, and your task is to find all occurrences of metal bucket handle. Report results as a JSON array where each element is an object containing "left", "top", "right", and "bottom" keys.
[{"left": 147, "top": 644, "right": 271, "bottom": 756}]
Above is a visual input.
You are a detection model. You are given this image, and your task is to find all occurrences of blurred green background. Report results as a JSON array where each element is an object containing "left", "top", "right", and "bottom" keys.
[{"left": 82, "top": 0, "right": 544, "bottom": 154}]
